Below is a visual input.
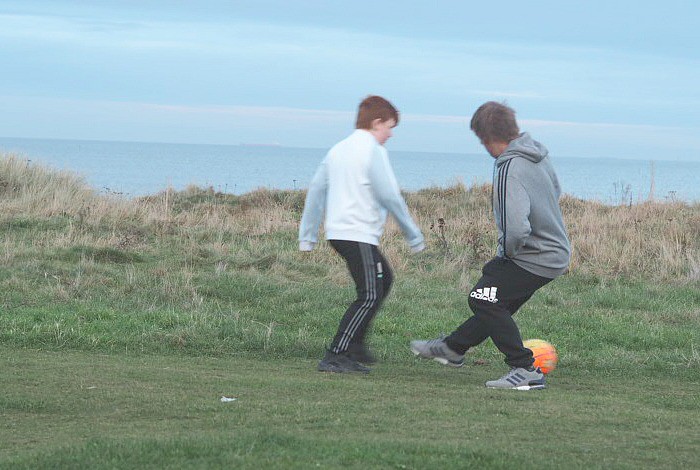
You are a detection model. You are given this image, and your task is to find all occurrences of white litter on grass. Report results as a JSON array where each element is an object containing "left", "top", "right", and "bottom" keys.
[{"left": 220, "top": 396, "right": 237, "bottom": 403}]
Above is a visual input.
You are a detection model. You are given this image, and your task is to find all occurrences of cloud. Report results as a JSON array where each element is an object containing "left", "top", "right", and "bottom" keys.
[
  {"left": 141, "top": 103, "right": 353, "bottom": 122},
  {"left": 521, "top": 118, "right": 696, "bottom": 133},
  {"left": 128, "top": 102, "right": 471, "bottom": 126},
  {"left": 2, "top": 10, "right": 697, "bottom": 114},
  {"left": 401, "top": 113, "right": 467, "bottom": 125},
  {"left": 470, "top": 90, "right": 544, "bottom": 99},
  {"left": 1, "top": 95, "right": 699, "bottom": 158},
  {"left": 3, "top": 95, "right": 697, "bottom": 134},
  {"left": 1, "top": 7, "right": 698, "bottom": 152}
]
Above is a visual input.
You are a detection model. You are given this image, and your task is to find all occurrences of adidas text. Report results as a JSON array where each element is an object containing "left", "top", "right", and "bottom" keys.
[{"left": 470, "top": 287, "right": 498, "bottom": 303}]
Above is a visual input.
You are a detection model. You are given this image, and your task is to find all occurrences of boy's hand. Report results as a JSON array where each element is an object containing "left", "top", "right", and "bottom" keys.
[
  {"left": 299, "top": 241, "right": 315, "bottom": 252},
  {"left": 410, "top": 242, "right": 425, "bottom": 253}
]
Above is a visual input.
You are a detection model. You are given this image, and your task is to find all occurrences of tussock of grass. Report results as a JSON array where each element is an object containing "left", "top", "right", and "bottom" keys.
[
  {"left": 0, "top": 154, "right": 142, "bottom": 226},
  {"left": 3, "top": 153, "right": 697, "bottom": 281}
]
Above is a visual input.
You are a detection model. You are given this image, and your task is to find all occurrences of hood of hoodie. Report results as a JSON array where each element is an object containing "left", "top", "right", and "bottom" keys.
[{"left": 496, "top": 133, "right": 548, "bottom": 166}]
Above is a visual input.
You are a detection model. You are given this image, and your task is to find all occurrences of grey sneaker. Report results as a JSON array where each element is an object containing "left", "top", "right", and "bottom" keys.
[
  {"left": 318, "top": 350, "right": 370, "bottom": 374},
  {"left": 485, "top": 367, "right": 545, "bottom": 390},
  {"left": 410, "top": 336, "right": 464, "bottom": 367}
]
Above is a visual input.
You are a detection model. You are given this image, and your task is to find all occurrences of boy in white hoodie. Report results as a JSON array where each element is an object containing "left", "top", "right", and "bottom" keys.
[{"left": 299, "top": 95, "right": 425, "bottom": 373}]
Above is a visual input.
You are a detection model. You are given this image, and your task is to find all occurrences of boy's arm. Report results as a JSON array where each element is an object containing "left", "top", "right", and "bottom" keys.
[
  {"left": 298, "top": 159, "right": 328, "bottom": 251},
  {"left": 503, "top": 176, "right": 531, "bottom": 257},
  {"left": 368, "top": 147, "right": 425, "bottom": 252}
]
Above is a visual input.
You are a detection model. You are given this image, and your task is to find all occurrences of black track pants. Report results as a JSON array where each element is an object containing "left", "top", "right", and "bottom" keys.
[
  {"left": 328, "top": 240, "right": 393, "bottom": 354},
  {"left": 445, "top": 257, "right": 552, "bottom": 368}
]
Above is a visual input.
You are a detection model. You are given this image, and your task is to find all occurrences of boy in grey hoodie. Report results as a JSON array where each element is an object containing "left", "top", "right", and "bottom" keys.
[{"left": 411, "top": 102, "right": 571, "bottom": 390}]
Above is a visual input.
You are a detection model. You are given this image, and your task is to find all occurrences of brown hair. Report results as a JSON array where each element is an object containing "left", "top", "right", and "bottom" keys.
[
  {"left": 355, "top": 95, "right": 400, "bottom": 130},
  {"left": 470, "top": 101, "right": 519, "bottom": 143}
]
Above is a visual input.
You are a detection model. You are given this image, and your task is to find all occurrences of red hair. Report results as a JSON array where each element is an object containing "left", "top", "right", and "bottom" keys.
[{"left": 355, "top": 95, "right": 400, "bottom": 129}]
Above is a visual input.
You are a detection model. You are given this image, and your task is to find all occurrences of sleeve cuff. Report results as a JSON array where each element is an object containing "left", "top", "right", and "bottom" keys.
[{"left": 299, "top": 241, "right": 316, "bottom": 251}]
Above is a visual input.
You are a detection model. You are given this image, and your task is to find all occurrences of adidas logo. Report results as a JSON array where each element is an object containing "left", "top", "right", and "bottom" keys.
[{"left": 470, "top": 287, "right": 498, "bottom": 303}]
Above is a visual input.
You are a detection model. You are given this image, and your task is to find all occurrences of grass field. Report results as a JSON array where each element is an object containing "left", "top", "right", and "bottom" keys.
[
  {"left": 2, "top": 348, "right": 698, "bottom": 469},
  {"left": 1, "top": 154, "right": 699, "bottom": 468}
]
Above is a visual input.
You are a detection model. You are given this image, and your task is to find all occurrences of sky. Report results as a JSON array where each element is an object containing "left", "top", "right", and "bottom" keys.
[{"left": 1, "top": 0, "right": 699, "bottom": 160}]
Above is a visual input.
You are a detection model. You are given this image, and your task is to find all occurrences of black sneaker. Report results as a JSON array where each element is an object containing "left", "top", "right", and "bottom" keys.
[
  {"left": 346, "top": 343, "right": 377, "bottom": 365},
  {"left": 318, "top": 350, "right": 370, "bottom": 374}
]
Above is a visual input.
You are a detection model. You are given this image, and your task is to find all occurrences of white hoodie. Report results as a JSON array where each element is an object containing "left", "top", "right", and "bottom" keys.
[{"left": 298, "top": 129, "right": 424, "bottom": 251}]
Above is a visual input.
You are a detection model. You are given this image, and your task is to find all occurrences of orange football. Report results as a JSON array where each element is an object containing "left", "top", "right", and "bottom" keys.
[{"left": 524, "top": 339, "right": 558, "bottom": 374}]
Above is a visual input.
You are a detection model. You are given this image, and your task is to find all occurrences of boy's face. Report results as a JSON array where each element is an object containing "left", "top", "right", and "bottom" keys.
[
  {"left": 481, "top": 139, "right": 508, "bottom": 158},
  {"left": 370, "top": 118, "right": 396, "bottom": 146}
]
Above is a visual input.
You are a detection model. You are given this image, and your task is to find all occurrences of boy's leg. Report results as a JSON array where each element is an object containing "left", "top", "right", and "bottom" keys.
[
  {"left": 445, "top": 258, "right": 551, "bottom": 368},
  {"left": 328, "top": 240, "right": 388, "bottom": 354},
  {"left": 350, "top": 249, "right": 392, "bottom": 348},
  {"left": 444, "top": 292, "right": 534, "bottom": 353}
]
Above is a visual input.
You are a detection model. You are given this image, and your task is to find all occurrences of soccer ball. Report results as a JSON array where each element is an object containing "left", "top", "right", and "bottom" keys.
[{"left": 523, "top": 339, "right": 558, "bottom": 374}]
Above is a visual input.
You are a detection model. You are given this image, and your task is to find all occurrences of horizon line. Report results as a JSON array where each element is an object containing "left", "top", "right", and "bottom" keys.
[{"left": 2, "top": 134, "right": 698, "bottom": 164}]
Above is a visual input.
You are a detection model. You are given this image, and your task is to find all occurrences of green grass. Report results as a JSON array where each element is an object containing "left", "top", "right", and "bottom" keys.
[
  {"left": 0, "top": 181, "right": 699, "bottom": 468},
  {"left": 2, "top": 348, "right": 698, "bottom": 469}
]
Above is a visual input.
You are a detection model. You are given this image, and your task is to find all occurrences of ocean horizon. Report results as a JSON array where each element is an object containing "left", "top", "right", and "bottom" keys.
[{"left": 1, "top": 136, "right": 698, "bottom": 204}]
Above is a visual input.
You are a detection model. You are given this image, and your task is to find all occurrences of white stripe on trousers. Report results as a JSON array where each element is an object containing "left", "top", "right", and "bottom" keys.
[{"left": 337, "top": 243, "right": 378, "bottom": 352}]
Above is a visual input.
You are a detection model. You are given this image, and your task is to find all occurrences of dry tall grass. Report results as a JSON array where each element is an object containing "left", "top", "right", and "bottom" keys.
[
  {"left": 1, "top": 153, "right": 698, "bottom": 282},
  {"left": 0, "top": 154, "right": 141, "bottom": 225}
]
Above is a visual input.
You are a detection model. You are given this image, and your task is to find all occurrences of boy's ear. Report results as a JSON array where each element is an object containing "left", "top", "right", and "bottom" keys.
[{"left": 370, "top": 118, "right": 382, "bottom": 129}]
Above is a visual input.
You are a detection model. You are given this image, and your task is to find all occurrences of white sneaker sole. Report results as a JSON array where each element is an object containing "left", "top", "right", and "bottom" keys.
[
  {"left": 515, "top": 384, "right": 545, "bottom": 391},
  {"left": 486, "top": 384, "right": 546, "bottom": 391}
]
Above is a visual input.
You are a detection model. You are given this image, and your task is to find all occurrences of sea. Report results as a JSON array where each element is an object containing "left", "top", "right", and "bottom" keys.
[{"left": 1, "top": 137, "right": 698, "bottom": 204}]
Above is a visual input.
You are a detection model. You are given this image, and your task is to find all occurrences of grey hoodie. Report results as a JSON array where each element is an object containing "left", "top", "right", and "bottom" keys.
[{"left": 493, "top": 133, "right": 571, "bottom": 278}]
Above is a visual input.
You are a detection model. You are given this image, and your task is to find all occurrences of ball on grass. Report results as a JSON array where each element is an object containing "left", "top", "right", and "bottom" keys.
[{"left": 523, "top": 339, "right": 558, "bottom": 374}]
